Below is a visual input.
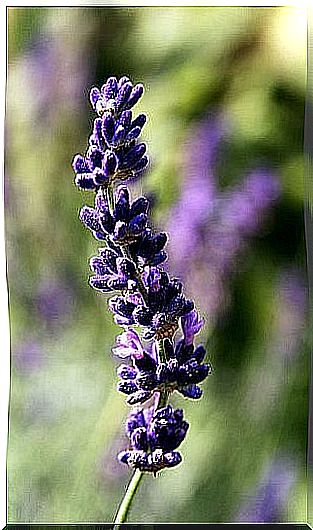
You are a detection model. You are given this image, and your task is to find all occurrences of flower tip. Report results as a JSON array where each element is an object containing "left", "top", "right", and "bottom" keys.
[{"left": 89, "top": 86, "right": 101, "bottom": 108}]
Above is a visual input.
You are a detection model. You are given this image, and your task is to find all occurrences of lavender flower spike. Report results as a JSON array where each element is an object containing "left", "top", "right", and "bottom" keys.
[{"left": 73, "top": 76, "right": 212, "bottom": 525}]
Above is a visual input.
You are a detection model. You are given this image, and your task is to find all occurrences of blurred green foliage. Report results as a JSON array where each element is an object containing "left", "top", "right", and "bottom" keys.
[{"left": 6, "top": 6, "right": 308, "bottom": 524}]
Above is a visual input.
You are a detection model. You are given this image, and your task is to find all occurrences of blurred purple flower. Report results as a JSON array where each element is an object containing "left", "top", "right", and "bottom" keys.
[
  {"left": 167, "top": 114, "right": 226, "bottom": 267},
  {"left": 19, "top": 30, "right": 93, "bottom": 124},
  {"left": 98, "top": 435, "right": 129, "bottom": 484},
  {"left": 166, "top": 115, "right": 280, "bottom": 323},
  {"left": 36, "top": 278, "right": 75, "bottom": 327},
  {"left": 236, "top": 456, "right": 297, "bottom": 522},
  {"left": 13, "top": 338, "right": 43, "bottom": 374},
  {"left": 273, "top": 268, "right": 307, "bottom": 360}
]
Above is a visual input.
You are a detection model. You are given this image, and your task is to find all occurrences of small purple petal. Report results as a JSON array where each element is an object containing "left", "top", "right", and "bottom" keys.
[
  {"left": 181, "top": 309, "right": 204, "bottom": 345},
  {"left": 118, "top": 76, "right": 131, "bottom": 89},
  {"left": 112, "top": 329, "right": 144, "bottom": 359},
  {"left": 75, "top": 173, "right": 98, "bottom": 190},
  {"left": 72, "top": 154, "right": 89, "bottom": 174},
  {"left": 103, "top": 150, "right": 118, "bottom": 177},
  {"left": 127, "top": 83, "right": 144, "bottom": 109},
  {"left": 127, "top": 291, "right": 145, "bottom": 306},
  {"left": 143, "top": 266, "right": 161, "bottom": 292},
  {"left": 90, "top": 86, "right": 101, "bottom": 109},
  {"left": 101, "top": 76, "right": 118, "bottom": 101},
  {"left": 79, "top": 206, "right": 102, "bottom": 233}
]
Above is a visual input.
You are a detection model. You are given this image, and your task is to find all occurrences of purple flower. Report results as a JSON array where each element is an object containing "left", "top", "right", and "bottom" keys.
[
  {"left": 36, "top": 278, "right": 74, "bottom": 327},
  {"left": 108, "top": 271, "right": 194, "bottom": 341},
  {"left": 73, "top": 76, "right": 211, "bottom": 475},
  {"left": 80, "top": 187, "right": 167, "bottom": 266},
  {"left": 13, "top": 338, "right": 44, "bottom": 374},
  {"left": 73, "top": 76, "right": 148, "bottom": 190},
  {"left": 118, "top": 405, "right": 188, "bottom": 473},
  {"left": 181, "top": 309, "right": 204, "bottom": 346},
  {"left": 166, "top": 114, "right": 225, "bottom": 267},
  {"left": 112, "top": 329, "right": 144, "bottom": 359},
  {"left": 236, "top": 456, "right": 296, "bottom": 522},
  {"left": 220, "top": 170, "right": 280, "bottom": 236},
  {"left": 89, "top": 252, "right": 137, "bottom": 293},
  {"left": 273, "top": 268, "right": 307, "bottom": 360},
  {"left": 116, "top": 336, "right": 211, "bottom": 405}
]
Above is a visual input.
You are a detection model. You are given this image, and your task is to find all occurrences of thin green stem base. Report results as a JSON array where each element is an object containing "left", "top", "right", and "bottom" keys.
[{"left": 113, "top": 468, "right": 144, "bottom": 529}]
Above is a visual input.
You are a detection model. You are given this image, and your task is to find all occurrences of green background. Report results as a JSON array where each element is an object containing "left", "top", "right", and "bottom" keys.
[{"left": 6, "top": 6, "right": 309, "bottom": 523}]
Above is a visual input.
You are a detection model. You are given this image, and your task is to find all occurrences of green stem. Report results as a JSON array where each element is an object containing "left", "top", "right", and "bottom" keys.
[
  {"left": 113, "top": 468, "right": 144, "bottom": 530},
  {"left": 135, "top": 273, "right": 149, "bottom": 304},
  {"left": 106, "top": 184, "right": 114, "bottom": 214},
  {"left": 156, "top": 339, "right": 169, "bottom": 406},
  {"left": 158, "top": 389, "right": 170, "bottom": 407},
  {"left": 157, "top": 338, "right": 166, "bottom": 363}
]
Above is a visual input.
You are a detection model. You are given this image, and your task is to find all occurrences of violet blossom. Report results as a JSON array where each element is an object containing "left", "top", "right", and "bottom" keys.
[
  {"left": 72, "top": 76, "right": 211, "bottom": 475},
  {"left": 166, "top": 116, "right": 280, "bottom": 323},
  {"left": 236, "top": 456, "right": 296, "bottom": 522}
]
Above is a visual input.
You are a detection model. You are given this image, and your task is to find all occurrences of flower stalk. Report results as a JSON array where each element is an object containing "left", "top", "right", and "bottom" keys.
[{"left": 113, "top": 469, "right": 144, "bottom": 529}]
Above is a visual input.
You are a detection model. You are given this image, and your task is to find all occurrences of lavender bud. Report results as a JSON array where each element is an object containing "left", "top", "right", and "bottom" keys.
[
  {"left": 118, "top": 380, "right": 138, "bottom": 395},
  {"left": 116, "top": 82, "right": 133, "bottom": 110},
  {"left": 103, "top": 151, "right": 118, "bottom": 177},
  {"left": 75, "top": 173, "right": 98, "bottom": 191},
  {"left": 127, "top": 390, "right": 152, "bottom": 405},
  {"left": 178, "top": 384, "right": 203, "bottom": 399},
  {"left": 72, "top": 154, "right": 89, "bottom": 173},
  {"left": 101, "top": 76, "right": 118, "bottom": 101},
  {"left": 89, "top": 276, "right": 110, "bottom": 292},
  {"left": 114, "top": 187, "right": 130, "bottom": 221},
  {"left": 80, "top": 206, "right": 102, "bottom": 233},
  {"left": 131, "top": 427, "right": 148, "bottom": 451},
  {"left": 89, "top": 86, "right": 101, "bottom": 109},
  {"left": 118, "top": 76, "right": 130, "bottom": 88},
  {"left": 89, "top": 256, "right": 107, "bottom": 276},
  {"left": 102, "top": 113, "right": 115, "bottom": 144},
  {"left": 129, "top": 213, "right": 148, "bottom": 235},
  {"left": 127, "top": 83, "right": 144, "bottom": 109},
  {"left": 93, "top": 168, "right": 109, "bottom": 186},
  {"left": 130, "top": 196, "right": 149, "bottom": 217},
  {"left": 131, "top": 113, "right": 147, "bottom": 129},
  {"left": 117, "top": 364, "right": 137, "bottom": 380},
  {"left": 126, "top": 126, "right": 142, "bottom": 142},
  {"left": 118, "top": 110, "right": 132, "bottom": 129}
]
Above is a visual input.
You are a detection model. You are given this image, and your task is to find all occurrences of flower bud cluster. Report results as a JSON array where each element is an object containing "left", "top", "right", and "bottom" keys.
[
  {"left": 73, "top": 76, "right": 212, "bottom": 473},
  {"left": 73, "top": 77, "right": 148, "bottom": 190}
]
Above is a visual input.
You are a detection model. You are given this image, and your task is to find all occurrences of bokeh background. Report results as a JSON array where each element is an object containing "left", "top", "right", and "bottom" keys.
[{"left": 6, "top": 6, "right": 309, "bottom": 524}]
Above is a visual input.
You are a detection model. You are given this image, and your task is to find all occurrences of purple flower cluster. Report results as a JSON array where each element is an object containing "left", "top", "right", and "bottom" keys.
[
  {"left": 116, "top": 316, "right": 210, "bottom": 405},
  {"left": 73, "top": 76, "right": 211, "bottom": 473},
  {"left": 73, "top": 77, "right": 148, "bottom": 191},
  {"left": 119, "top": 405, "right": 189, "bottom": 474}
]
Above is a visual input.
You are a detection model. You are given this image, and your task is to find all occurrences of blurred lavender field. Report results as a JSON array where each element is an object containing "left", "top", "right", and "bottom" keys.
[{"left": 6, "top": 6, "right": 308, "bottom": 524}]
